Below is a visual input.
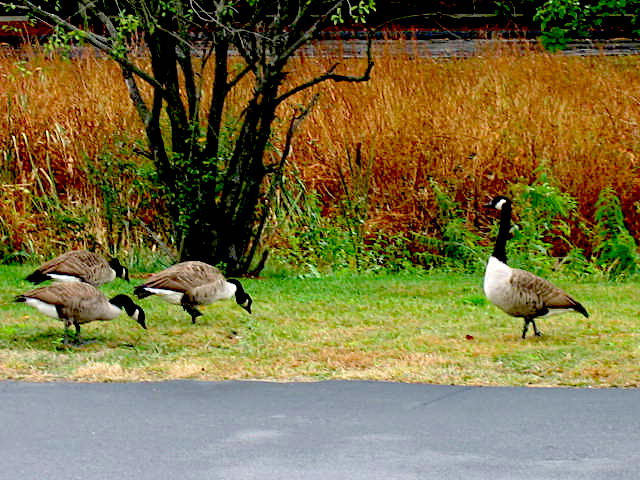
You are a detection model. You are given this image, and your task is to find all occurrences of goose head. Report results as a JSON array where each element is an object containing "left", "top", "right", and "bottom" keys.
[
  {"left": 109, "top": 258, "right": 130, "bottom": 282},
  {"left": 484, "top": 195, "right": 511, "bottom": 211},
  {"left": 228, "top": 279, "right": 253, "bottom": 314},
  {"left": 110, "top": 294, "right": 147, "bottom": 329}
]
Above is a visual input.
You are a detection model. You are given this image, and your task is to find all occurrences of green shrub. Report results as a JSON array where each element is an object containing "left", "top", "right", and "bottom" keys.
[
  {"left": 506, "top": 165, "right": 580, "bottom": 275},
  {"left": 428, "top": 180, "right": 486, "bottom": 272},
  {"left": 592, "top": 187, "right": 640, "bottom": 278}
]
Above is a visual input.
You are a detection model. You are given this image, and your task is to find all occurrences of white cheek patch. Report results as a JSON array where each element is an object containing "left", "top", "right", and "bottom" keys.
[
  {"left": 241, "top": 299, "right": 250, "bottom": 308},
  {"left": 494, "top": 198, "right": 507, "bottom": 211},
  {"left": 131, "top": 309, "right": 139, "bottom": 321},
  {"left": 24, "top": 298, "right": 60, "bottom": 319}
]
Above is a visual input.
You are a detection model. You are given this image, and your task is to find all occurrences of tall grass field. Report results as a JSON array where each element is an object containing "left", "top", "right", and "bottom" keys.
[{"left": 1, "top": 41, "right": 640, "bottom": 265}]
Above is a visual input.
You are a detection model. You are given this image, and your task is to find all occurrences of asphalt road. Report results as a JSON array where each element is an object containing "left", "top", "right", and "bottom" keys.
[{"left": 1, "top": 380, "right": 638, "bottom": 479}]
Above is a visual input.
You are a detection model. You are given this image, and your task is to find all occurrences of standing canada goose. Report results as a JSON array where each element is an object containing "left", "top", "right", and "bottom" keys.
[
  {"left": 134, "top": 261, "right": 252, "bottom": 324},
  {"left": 15, "top": 282, "right": 146, "bottom": 345},
  {"left": 26, "top": 250, "right": 129, "bottom": 286},
  {"left": 483, "top": 195, "right": 589, "bottom": 338}
]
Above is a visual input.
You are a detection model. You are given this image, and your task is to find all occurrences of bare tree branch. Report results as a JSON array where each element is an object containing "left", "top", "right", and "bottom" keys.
[
  {"left": 21, "top": 0, "right": 166, "bottom": 94},
  {"left": 275, "top": 42, "right": 374, "bottom": 105}
]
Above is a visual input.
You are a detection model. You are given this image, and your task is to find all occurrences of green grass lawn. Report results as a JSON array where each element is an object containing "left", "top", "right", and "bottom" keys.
[{"left": 0, "top": 264, "right": 638, "bottom": 386}]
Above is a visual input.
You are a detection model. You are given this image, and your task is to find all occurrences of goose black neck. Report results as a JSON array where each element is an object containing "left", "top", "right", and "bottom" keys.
[
  {"left": 492, "top": 202, "right": 511, "bottom": 264},
  {"left": 109, "top": 258, "right": 129, "bottom": 282},
  {"left": 110, "top": 294, "right": 135, "bottom": 313},
  {"left": 228, "top": 279, "right": 243, "bottom": 292}
]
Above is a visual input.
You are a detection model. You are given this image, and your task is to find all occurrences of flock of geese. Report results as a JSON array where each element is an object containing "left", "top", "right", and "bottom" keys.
[
  {"left": 15, "top": 253, "right": 253, "bottom": 345},
  {"left": 13, "top": 195, "right": 589, "bottom": 345}
]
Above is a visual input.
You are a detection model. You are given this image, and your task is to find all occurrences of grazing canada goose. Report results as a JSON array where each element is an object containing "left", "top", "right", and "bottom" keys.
[
  {"left": 26, "top": 250, "right": 129, "bottom": 286},
  {"left": 134, "top": 261, "right": 252, "bottom": 324},
  {"left": 483, "top": 195, "right": 589, "bottom": 338},
  {"left": 15, "top": 282, "right": 146, "bottom": 345}
]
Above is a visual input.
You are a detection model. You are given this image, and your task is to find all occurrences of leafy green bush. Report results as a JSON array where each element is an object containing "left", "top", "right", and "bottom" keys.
[
  {"left": 506, "top": 166, "right": 579, "bottom": 274},
  {"left": 592, "top": 187, "right": 640, "bottom": 278},
  {"left": 534, "top": 0, "right": 640, "bottom": 51},
  {"left": 428, "top": 180, "right": 486, "bottom": 272}
]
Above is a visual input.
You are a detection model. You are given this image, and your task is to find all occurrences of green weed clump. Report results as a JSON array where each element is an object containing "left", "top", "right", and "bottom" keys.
[{"left": 593, "top": 187, "right": 640, "bottom": 277}]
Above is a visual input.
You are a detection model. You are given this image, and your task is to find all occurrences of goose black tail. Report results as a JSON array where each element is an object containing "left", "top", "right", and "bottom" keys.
[
  {"left": 133, "top": 285, "right": 152, "bottom": 299},
  {"left": 573, "top": 301, "right": 589, "bottom": 318},
  {"left": 25, "top": 271, "right": 50, "bottom": 284}
]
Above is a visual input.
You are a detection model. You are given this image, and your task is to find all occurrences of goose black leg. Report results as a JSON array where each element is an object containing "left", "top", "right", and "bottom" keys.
[
  {"left": 531, "top": 320, "right": 542, "bottom": 337},
  {"left": 182, "top": 304, "right": 203, "bottom": 324},
  {"left": 522, "top": 319, "right": 529, "bottom": 339},
  {"left": 522, "top": 318, "right": 542, "bottom": 339},
  {"left": 62, "top": 322, "right": 82, "bottom": 345}
]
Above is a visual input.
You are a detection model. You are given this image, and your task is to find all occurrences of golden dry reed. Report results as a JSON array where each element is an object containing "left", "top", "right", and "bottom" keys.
[
  {"left": 1, "top": 40, "right": 639, "bottom": 259},
  {"left": 288, "top": 41, "right": 640, "bottom": 246},
  {"left": 0, "top": 46, "right": 143, "bottom": 256}
]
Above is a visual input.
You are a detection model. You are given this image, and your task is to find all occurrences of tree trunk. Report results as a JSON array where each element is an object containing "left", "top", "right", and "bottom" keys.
[{"left": 179, "top": 74, "right": 280, "bottom": 274}]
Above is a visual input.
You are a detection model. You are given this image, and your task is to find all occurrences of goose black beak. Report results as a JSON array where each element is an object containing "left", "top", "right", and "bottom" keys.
[{"left": 136, "top": 309, "right": 147, "bottom": 329}]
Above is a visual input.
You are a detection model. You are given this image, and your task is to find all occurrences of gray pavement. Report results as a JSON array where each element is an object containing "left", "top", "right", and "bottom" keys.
[{"left": 0, "top": 380, "right": 638, "bottom": 479}]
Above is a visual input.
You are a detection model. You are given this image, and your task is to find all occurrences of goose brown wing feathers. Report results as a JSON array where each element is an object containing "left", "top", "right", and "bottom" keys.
[
  {"left": 39, "top": 251, "right": 105, "bottom": 274},
  {"left": 30, "top": 250, "right": 114, "bottom": 285},
  {"left": 141, "top": 261, "right": 224, "bottom": 292},
  {"left": 22, "top": 282, "right": 101, "bottom": 305},
  {"left": 20, "top": 283, "right": 115, "bottom": 323},
  {"left": 510, "top": 268, "right": 588, "bottom": 316}
]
